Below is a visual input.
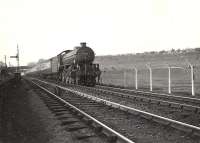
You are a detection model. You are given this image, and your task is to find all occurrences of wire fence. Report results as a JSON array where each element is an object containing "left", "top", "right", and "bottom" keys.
[{"left": 100, "top": 64, "right": 200, "bottom": 97}]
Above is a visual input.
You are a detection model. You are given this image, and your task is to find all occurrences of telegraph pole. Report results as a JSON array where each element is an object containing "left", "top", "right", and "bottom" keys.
[{"left": 10, "top": 44, "right": 20, "bottom": 72}]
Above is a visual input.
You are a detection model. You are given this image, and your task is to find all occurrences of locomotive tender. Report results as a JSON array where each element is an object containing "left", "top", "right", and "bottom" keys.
[{"left": 28, "top": 42, "right": 100, "bottom": 86}]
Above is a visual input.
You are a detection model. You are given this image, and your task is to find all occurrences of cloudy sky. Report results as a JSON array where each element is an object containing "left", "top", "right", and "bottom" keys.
[{"left": 0, "top": 0, "right": 200, "bottom": 66}]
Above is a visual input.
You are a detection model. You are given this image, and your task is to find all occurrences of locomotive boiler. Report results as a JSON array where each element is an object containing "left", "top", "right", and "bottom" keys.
[{"left": 60, "top": 42, "right": 95, "bottom": 65}]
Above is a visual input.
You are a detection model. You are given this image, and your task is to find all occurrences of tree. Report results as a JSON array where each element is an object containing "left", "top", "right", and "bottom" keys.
[
  {"left": 171, "top": 48, "right": 175, "bottom": 54},
  {"left": 176, "top": 49, "right": 181, "bottom": 53},
  {"left": 159, "top": 50, "right": 166, "bottom": 54}
]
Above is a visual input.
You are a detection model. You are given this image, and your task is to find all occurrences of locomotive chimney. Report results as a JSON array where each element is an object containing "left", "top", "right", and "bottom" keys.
[{"left": 80, "top": 42, "right": 87, "bottom": 47}]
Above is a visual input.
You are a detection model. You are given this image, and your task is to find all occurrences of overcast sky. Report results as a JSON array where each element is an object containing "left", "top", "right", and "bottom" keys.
[{"left": 1, "top": 0, "right": 200, "bottom": 66}]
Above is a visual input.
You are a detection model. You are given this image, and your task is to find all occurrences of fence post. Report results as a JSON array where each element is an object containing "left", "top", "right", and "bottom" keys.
[
  {"left": 124, "top": 70, "right": 127, "bottom": 87},
  {"left": 168, "top": 67, "right": 171, "bottom": 94},
  {"left": 189, "top": 64, "right": 195, "bottom": 96},
  {"left": 101, "top": 71, "right": 104, "bottom": 84},
  {"left": 134, "top": 67, "right": 138, "bottom": 89},
  {"left": 147, "top": 65, "right": 152, "bottom": 91}
]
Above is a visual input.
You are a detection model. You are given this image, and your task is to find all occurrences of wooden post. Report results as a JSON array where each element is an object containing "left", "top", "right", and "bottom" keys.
[
  {"left": 134, "top": 67, "right": 138, "bottom": 89},
  {"left": 147, "top": 65, "right": 152, "bottom": 91},
  {"left": 124, "top": 70, "right": 127, "bottom": 87},
  {"left": 189, "top": 64, "right": 195, "bottom": 96},
  {"left": 150, "top": 67, "right": 152, "bottom": 91},
  {"left": 168, "top": 67, "right": 171, "bottom": 94}
]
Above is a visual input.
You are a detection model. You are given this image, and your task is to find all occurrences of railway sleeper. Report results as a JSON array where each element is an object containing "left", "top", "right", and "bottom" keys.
[
  {"left": 47, "top": 106, "right": 67, "bottom": 109},
  {"left": 150, "top": 99, "right": 159, "bottom": 104},
  {"left": 52, "top": 110, "right": 69, "bottom": 114},
  {"left": 57, "top": 115, "right": 74, "bottom": 120},
  {"left": 141, "top": 97, "right": 151, "bottom": 103},
  {"left": 46, "top": 104, "right": 62, "bottom": 108},
  {"left": 76, "top": 113, "right": 84, "bottom": 119},
  {"left": 75, "top": 134, "right": 96, "bottom": 140},
  {"left": 170, "top": 123, "right": 193, "bottom": 133},
  {"left": 170, "top": 103, "right": 182, "bottom": 109},
  {"left": 92, "top": 124, "right": 103, "bottom": 133},
  {"left": 51, "top": 108, "right": 69, "bottom": 112},
  {"left": 43, "top": 99, "right": 57, "bottom": 103},
  {"left": 46, "top": 105, "right": 64, "bottom": 109},
  {"left": 83, "top": 118, "right": 93, "bottom": 125},
  {"left": 59, "top": 116, "right": 76, "bottom": 122},
  {"left": 126, "top": 109, "right": 140, "bottom": 116},
  {"left": 152, "top": 118, "right": 171, "bottom": 126},
  {"left": 44, "top": 101, "right": 60, "bottom": 105},
  {"left": 159, "top": 101, "right": 170, "bottom": 106},
  {"left": 61, "top": 119, "right": 79, "bottom": 126},
  {"left": 183, "top": 105, "right": 197, "bottom": 112},
  {"left": 54, "top": 112, "right": 68, "bottom": 116},
  {"left": 45, "top": 103, "right": 61, "bottom": 106},
  {"left": 140, "top": 114, "right": 153, "bottom": 120},
  {"left": 67, "top": 126, "right": 88, "bottom": 132}
]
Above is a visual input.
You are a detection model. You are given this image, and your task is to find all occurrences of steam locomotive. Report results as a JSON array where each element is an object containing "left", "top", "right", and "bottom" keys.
[{"left": 27, "top": 42, "right": 101, "bottom": 86}]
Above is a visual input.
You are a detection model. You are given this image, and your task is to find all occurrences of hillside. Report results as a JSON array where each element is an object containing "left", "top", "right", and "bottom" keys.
[{"left": 95, "top": 49, "right": 200, "bottom": 70}]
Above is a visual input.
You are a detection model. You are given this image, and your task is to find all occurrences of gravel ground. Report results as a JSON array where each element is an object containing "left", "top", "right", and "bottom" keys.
[{"left": 0, "top": 79, "right": 74, "bottom": 143}]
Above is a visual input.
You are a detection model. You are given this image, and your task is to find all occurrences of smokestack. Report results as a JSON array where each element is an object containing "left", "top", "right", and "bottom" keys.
[{"left": 80, "top": 42, "right": 87, "bottom": 47}]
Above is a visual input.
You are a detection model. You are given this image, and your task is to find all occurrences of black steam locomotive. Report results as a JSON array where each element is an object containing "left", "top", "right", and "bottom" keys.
[{"left": 27, "top": 43, "right": 101, "bottom": 86}]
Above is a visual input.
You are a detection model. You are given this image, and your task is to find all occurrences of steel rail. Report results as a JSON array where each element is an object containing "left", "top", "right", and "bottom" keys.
[
  {"left": 32, "top": 78, "right": 200, "bottom": 137},
  {"left": 30, "top": 79, "right": 135, "bottom": 143}
]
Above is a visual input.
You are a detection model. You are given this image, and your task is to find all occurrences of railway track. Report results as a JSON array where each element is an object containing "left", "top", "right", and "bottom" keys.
[
  {"left": 97, "top": 84, "right": 200, "bottom": 106},
  {"left": 68, "top": 85, "right": 200, "bottom": 126},
  {"left": 29, "top": 78, "right": 200, "bottom": 143},
  {"left": 41, "top": 78, "right": 200, "bottom": 110},
  {"left": 29, "top": 79, "right": 135, "bottom": 143}
]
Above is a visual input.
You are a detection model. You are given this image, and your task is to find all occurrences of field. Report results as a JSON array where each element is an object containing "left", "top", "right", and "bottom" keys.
[{"left": 96, "top": 51, "right": 200, "bottom": 97}]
